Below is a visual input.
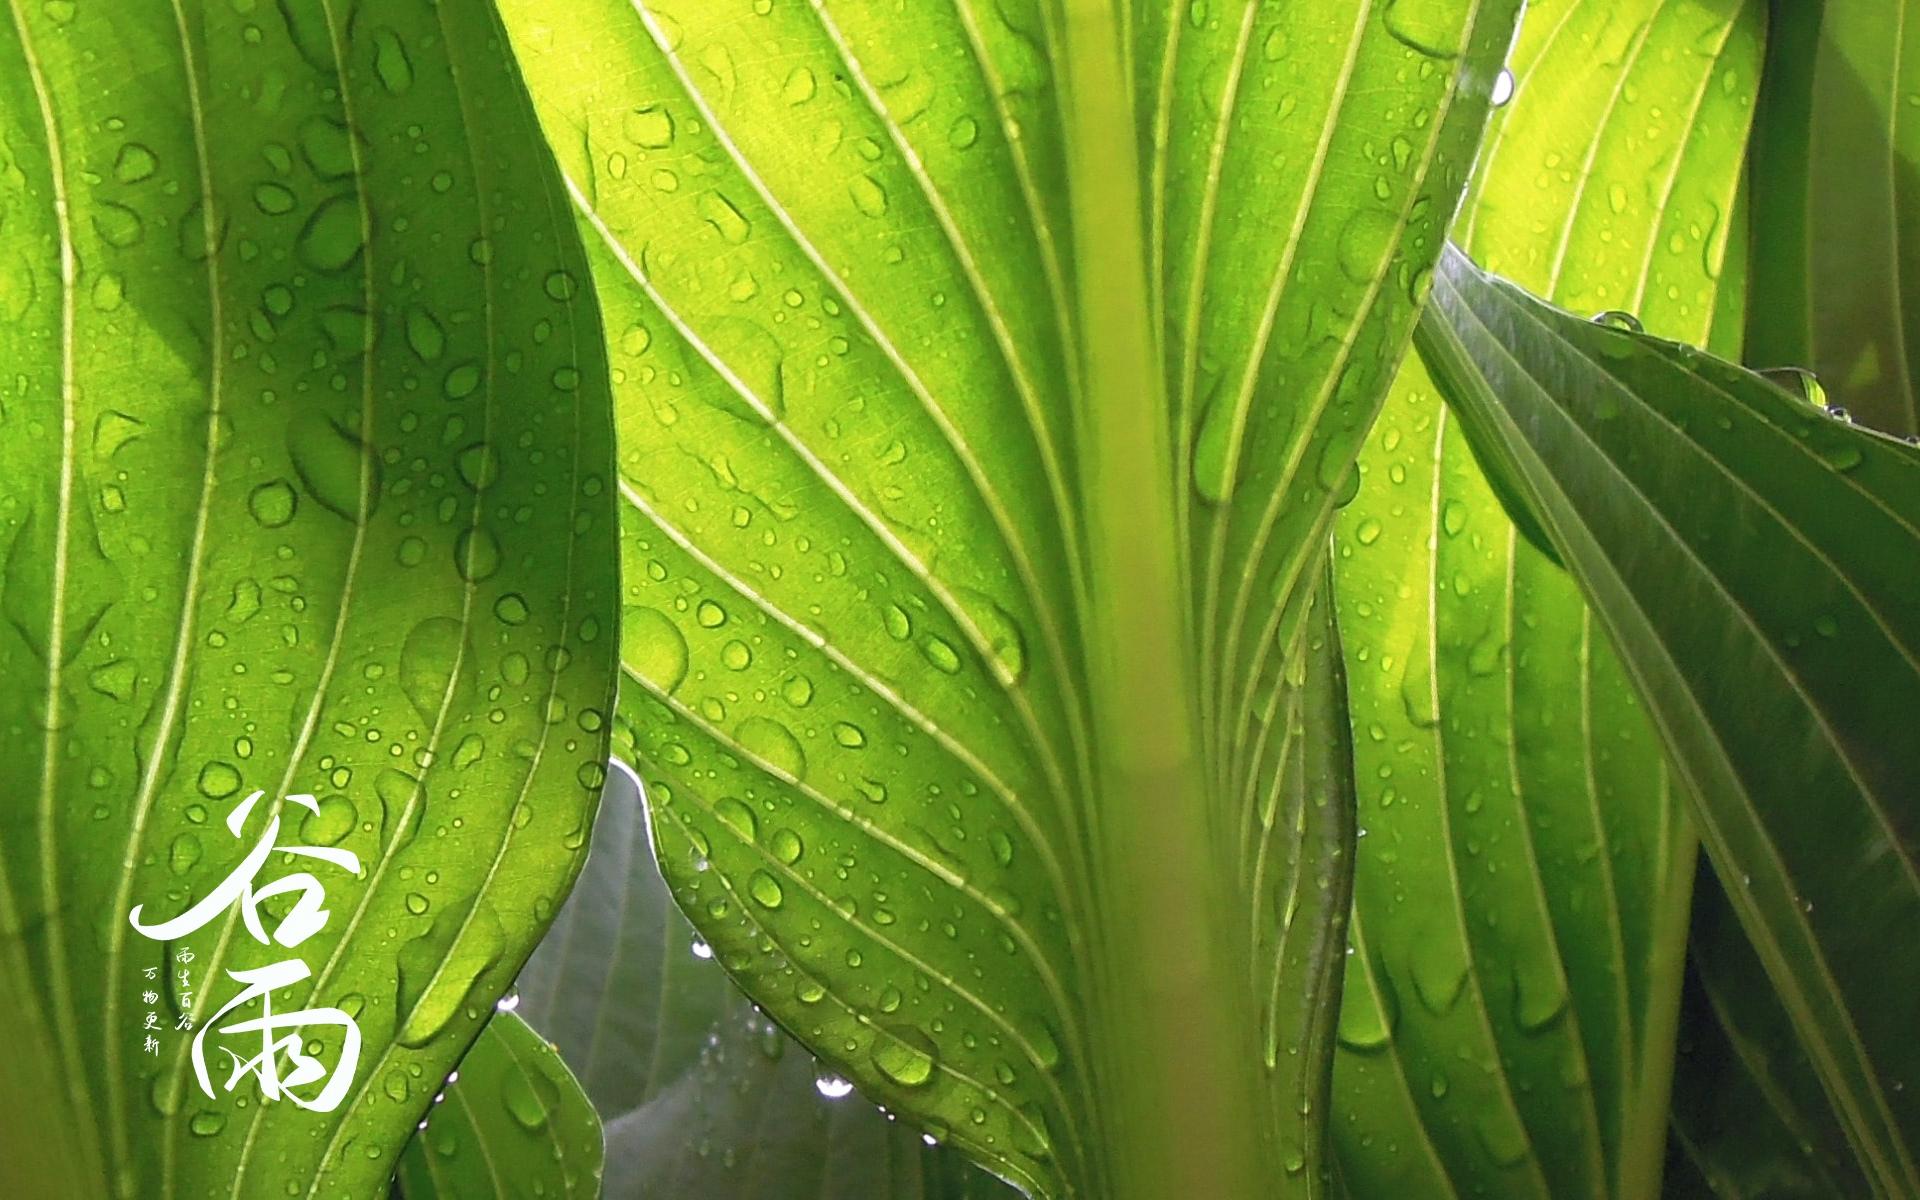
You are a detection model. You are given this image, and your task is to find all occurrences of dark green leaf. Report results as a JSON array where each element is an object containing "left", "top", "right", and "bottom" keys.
[
  {"left": 1665, "top": 874, "right": 1871, "bottom": 1200},
  {"left": 393, "top": 1011, "right": 604, "bottom": 1200},
  {"left": 498, "top": 1, "right": 1515, "bottom": 1196},
  {"left": 514, "top": 766, "right": 1010, "bottom": 1199},
  {"left": 1417, "top": 241, "right": 1920, "bottom": 1198},
  {"left": 0, "top": 2, "right": 617, "bottom": 1194}
]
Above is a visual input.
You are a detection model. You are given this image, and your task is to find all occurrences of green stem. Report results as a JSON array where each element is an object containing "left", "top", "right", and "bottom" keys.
[{"left": 1059, "top": 4, "right": 1278, "bottom": 1196}]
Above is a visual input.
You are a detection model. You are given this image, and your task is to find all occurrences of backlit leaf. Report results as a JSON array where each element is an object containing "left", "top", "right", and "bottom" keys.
[
  {"left": 499, "top": 2, "right": 1517, "bottom": 1191},
  {"left": 1329, "top": 2, "right": 1763, "bottom": 1197},
  {"left": 393, "top": 1012, "right": 604, "bottom": 1200},
  {"left": 0, "top": 2, "right": 617, "bottom": 1194}
]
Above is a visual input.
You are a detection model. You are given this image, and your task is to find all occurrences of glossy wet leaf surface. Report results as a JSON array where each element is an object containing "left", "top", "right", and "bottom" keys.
[
  {"left": 1329, "top": 2, "right": 1763, "bottom": 1197},
  {"left": 393, "top": 1011, "right": 603, "bottom": 1200},
  {"left": 1420, "top": 241, "right": 1920, "bottom": 1199},
  {"left": 498, "top": 1, "right": 1515, "bottom": 1194},
  {"left": 511, "top": 766, "right": 1008, "bottom": 1200},
  {"left": 0, "top": 2, "right": 617, "bottom": 1194}
]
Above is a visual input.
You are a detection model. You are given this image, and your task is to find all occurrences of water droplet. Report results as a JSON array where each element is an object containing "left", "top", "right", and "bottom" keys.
[
  {"left": 698, "top": 192, "right": 752, "bottom": 245},
  {"left": 1192, "top": 394, "right": 1237, "bottom": 503},
  {"left": 748, "top": 871, "right": 784, "bottom": 908},
  {"left": 624, "top": 105, "right": 675, "bottom": 149},
  {"left": 714, "top": 797, "right": 757, "bottom": 841},
  {"left": 187, "top": 1110, "right": 225, "bottom": 1137},
  {"left": 502, "top": 1067, "right": 553, "bottom": 1131},
  {"left": 849, "top": 175, "right": 889, "bottom": 217},
  {"left": 1409, "top": 935, "right": 1469, "bottom": 1015},
  {"left": 92, "top": 202, "right": 145, "bottom": 248},
  {"left": 1490, "top": 68, "right": 1515, "bottom": 107},
  {"left": 769, "top": 827, "right": 803, "bottom": 864},
  {"left": 247, "top": 479, "right": 298, "bottom": 528},
  {"left": 372, "top": 29, "right": 414, "bottom": 93},
  {"left": 1335, "top": 975, "right": 1395, "bottom": 1052},
  {"left": 1513, "top": 963, "right": 1569, "bottom": 1032},
  {"left": 399, "top": 616, "right": 473, "bottom": 722},
  {"left": 735, "top": 716, "right": 806, "bottom": 780},
  {"left": 114, "top": 143, "right": 157, "bottom": 183},
  {"left": 197, "top": 761, "right": 242, "bottom": 800},
  {"left": 1337, "top": 208, "right": 1399, "bottom": 282},
  {"left": 1760, "top": 365, "right": 1827, "bottom": 408},
  {"left": 815, "top": 1072, "right": 854, "bottom": 1099},
  {"left": 955, "top": 588, "right": 1027, "bottom": 687},
  {"left": 406, "top": 308, "right": 446, "bottom": 362},
  {"left": 871, "top": 1026, "right": 938, "bottom": 1088},
  {"left": 1383, "top": 0, "right": 1465, "bottom": 58},
  {"left": 454, "top": 526, "right": 501, "bottom": 582},
  {"left": 296, "top": 194, "right": 365, "bottom": 273},
  {"left": 395, "top": 904, "right": 505, "bottom": 1048},
  {"left": 1591, "top": 309, "right": 1643, "bottom": 333},
  {"left": 287, "top": 408, "right": 377, "bottom": 521}
]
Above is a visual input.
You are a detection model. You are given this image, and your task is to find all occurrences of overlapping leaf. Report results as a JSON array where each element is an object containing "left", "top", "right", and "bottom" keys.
[
  {"left": 1329, "top": 3, "right": 1763, "bottom": 1197},
  {"left": 0, "top": 2, "right": 616, "bottom": 1194},
  {"left": 497, "top": 1, "right": 1516, "bottom": 1194},
  {"left": 1664, "top": 877, "right": 1872, "bottom": 1200},
  {"left": 512, "top": 765, "right": 1008, "bottom": 1199},
  {"left": 1746, "top": 0, "right": 1920, "bottom": 436},
  {"left": 393, "top": 1012, "right": 603, "bottom": 1200},
  {"left": 1419, "top": 241, "right": 1920, "bottom": 1199}
]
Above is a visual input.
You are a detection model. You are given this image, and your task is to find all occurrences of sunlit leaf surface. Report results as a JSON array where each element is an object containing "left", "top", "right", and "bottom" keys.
[
  {"left": 499, "top": 2, "right": 1516, "bottom": 1193},
  {"left": 1329, "top": 2, "right": 1763, "bottom": 1197},
  {"left": 0, "top": 2, "right": 617, "bottom": 1194}
]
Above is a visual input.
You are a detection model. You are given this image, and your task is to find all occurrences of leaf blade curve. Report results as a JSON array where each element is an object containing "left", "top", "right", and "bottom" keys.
[
  {"left": 1419, "top": 241, "right": 1920, "bottom": 1198},
  {"left": 512, "top": 765, "right": 1011, "bottom": 1199},
  {"left": 1328, "top": 3, "right": 1765, "bottom": 1197},
  {"left": 0, "top": 1, "right": 618, "bottom": 1194},
  {"left": 393, "top": 1011, "right": 605, "bottom": 1200},
  {"left": 498, "top": 1, "right": 1516, "bottom": 1195}
]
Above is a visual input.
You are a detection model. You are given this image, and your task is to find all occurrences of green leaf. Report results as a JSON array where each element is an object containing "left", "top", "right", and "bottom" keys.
[
  {"left": 1417, "top": 241, "right": 1920, "bottom": 1198},
  {"left": 1665, "top": 877, "right": 1872, "bottom": 1200},
  {"left": 393, "top": 1011, "right": 604, "bottom": 1200},
  {"left": 0, "top": 2, "right": 617, "bottom": 1195},
  {"left": 512, "top": 766, "right": 1010, "bottom": 1199},
  {"left": 1330, "top": 3, "right": 1764, "bottom": 1198},
  {"left": 1745, "top": 0, "right": 1920, "bottom": 436},
  {"left": 498, "top": 2, "right": 1515, "bottom": 1192}
]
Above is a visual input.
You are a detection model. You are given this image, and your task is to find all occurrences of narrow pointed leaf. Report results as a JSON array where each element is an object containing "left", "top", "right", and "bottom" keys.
[
  {"left": 393, "top": 1012, "right": 604, "bottom": 1200},
  {"left": 1745, "top": 0, "right": 1920, "bottom": 436},
  {"left": 497, "top": 1, "right": 1516, "bottom": 1194},
  {"left": 1418, "top": 241, "right": 1920, "bottom": 1198},
  {"left": 512, "top": 766, "right": 1008, "bottom": 1199},
  {"left": 0, "top": 3, "right": 617, "bottom": 1195}
]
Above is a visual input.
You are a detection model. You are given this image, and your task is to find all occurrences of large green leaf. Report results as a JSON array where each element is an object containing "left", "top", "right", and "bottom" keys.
[
  {"left": 1330, "top": 3, "right": 1763, "bottom": 1198},
  {"left": 1745, "top": 0, "right": 1920, "bottom": 437},
  {"left": 393, "top": 1011, "right": 604, "bottom": 1200},
  {"left": 513, "top": 765, "right": 1008, "bottom": 1199},
  {"left": 1418, "top": 242, "right": 1920, "bottom": 1198},
  {"left": 497, "top": 3, "right": 1516, "bottom": 1194},
  {"left": 0, "top": 2, "right": 617, "bottom": 1195},
  {"left": 1664, "top": 875, "right": 1872, "bottom": 1200}
]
